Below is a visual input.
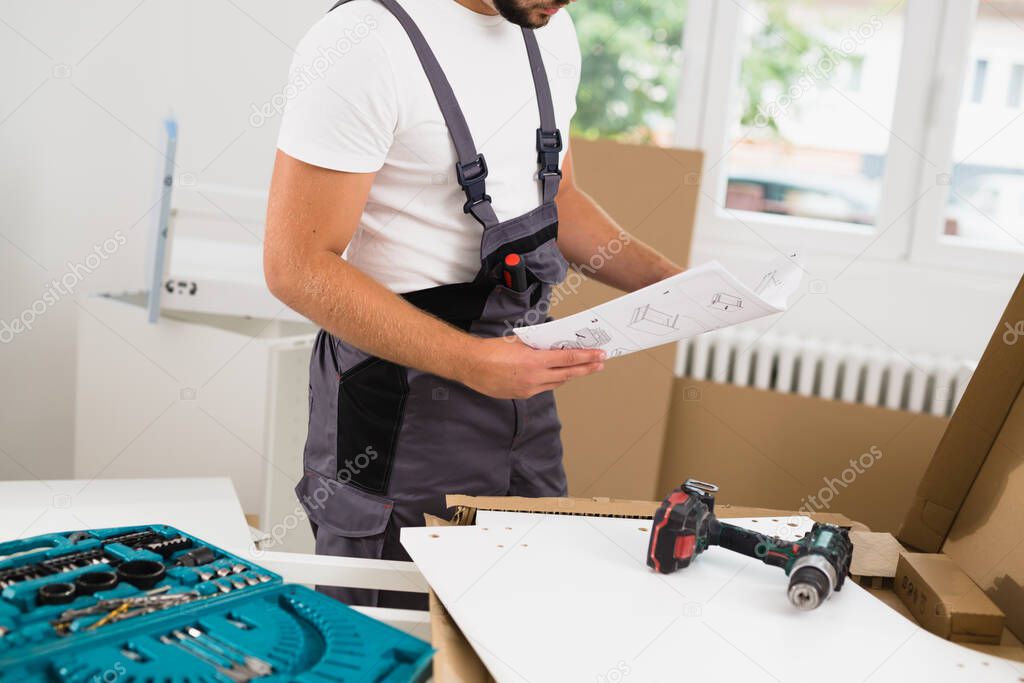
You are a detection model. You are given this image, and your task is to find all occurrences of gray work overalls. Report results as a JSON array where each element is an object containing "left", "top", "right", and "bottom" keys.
[{"left": 295, "top": 0, "right": 570, "bottom": 609}]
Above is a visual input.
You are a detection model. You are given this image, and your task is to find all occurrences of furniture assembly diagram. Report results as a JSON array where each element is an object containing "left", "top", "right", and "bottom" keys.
[
  {"left": 514, "top": 256, "right": 803, "bottom": 358},
  {"left": 553, "top": 326, "right": 613, "bottom": 349},
  {"left": 628, "top": 304, "right": 680, "bottom": 336},
  {"left": 709, "top": 291, "right": 743, "bottom": 311}
]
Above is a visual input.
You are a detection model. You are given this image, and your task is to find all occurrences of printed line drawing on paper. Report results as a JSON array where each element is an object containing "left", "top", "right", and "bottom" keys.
[
  {"left": 709, "top": 292, "right": 743, "bottom": 312},
  {"left": 628, "top": 305, "right": 680, "bottom": 336},
  {"left": 552, "top": 327, "right": 612, "bottom": 350}
]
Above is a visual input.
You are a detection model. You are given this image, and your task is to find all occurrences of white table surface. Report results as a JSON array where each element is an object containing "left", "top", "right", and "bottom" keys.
[{"left": 0, "top": 477, "right": 253, "bottom": 552}]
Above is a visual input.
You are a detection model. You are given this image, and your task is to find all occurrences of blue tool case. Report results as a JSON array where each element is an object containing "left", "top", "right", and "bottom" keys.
[{"left": 0, "top": 525, "right": 433, "bottom": 682}]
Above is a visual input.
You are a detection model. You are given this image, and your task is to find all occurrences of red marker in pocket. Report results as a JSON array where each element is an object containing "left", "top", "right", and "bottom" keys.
[{"left": 503, "top": 253, "right": 528, "bottom": 292}]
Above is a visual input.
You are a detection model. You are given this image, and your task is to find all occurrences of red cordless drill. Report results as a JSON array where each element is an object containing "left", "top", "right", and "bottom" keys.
[{"left": 647, "top": 479, "right": 854, "bottom": 610}]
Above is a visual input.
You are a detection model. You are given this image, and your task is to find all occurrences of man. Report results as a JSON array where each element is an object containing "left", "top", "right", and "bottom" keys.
[{"left": 264, "top": 0, "right": 682, "bottom": 608}]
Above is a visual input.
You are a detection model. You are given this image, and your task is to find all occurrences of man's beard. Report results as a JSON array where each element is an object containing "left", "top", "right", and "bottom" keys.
[{"left": 491, "top": 0, "right": 563, "bottom": 29}]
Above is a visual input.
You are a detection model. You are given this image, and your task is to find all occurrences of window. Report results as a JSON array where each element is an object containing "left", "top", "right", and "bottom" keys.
[
  {"left": 970, "top": 59, "right": 989, "bottom": 104},
  {"left": 1007, "top": 64, "right": 1024, "bottom": 107},
  {"left": 568, "top": 0, "right": 686, "bottom": 145},
  {"left": 567, "top": 0, "right": 1024, "bottom": 273},
  {"left": 720, "top": 0, "right": 903, "bottom": 229},
  {"left": 942, "top": 18, "right": 1024, "bottom": 250}
]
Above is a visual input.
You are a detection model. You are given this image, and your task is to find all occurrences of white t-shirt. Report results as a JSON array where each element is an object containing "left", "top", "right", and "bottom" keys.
[{"left": 277, "top": 0, "right": 581, "bottom": 293}]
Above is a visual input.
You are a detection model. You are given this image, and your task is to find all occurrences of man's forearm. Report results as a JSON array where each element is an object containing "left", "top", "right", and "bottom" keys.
[
  {"left": 555, "top": 183, "right": 683, "bottom": 293},
  {"left": 269, "top": 250, "right": 476, "bottom": 381}
]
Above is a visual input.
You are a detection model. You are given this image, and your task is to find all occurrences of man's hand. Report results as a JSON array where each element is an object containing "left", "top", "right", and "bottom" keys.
[{"left": 458, "top": 337, "right": 605, "bottom": 399}]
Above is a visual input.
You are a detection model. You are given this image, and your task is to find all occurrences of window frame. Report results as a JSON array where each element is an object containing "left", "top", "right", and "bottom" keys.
[
  {"left": 668, "top": 0, "right": 1023, "bottom": 277},
  {"left": 1006, "top": 63, "right": 1024, "bottom": 108},
  {"left": 907, "top": 0, "right": 1024, "bottom": 273}
]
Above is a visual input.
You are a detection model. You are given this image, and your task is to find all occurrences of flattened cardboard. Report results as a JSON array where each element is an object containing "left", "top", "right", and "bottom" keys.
[
  {"left": 444, "top": 493, "right": 865, "bottom": 529},
  {"left": 941, "top": 380, "right": 1024, "bottom": 640},
  {"left": 900, "top": 276, "right": 1024, "bottom": 552},
  {"left": 659, "top": 379, "right": 948, "bottom": 534},
  {"left": 553, "top": 138, "right": 702, "bottom": 502},
  {"left": 895, "top": 553, "right": 1004, "bottom": 645}
]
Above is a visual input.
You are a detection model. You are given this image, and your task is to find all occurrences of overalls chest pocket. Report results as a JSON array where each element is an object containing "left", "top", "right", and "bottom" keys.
[
  {"left": 480, "top": 202, "right": 569, "bottom": 310},
  {"left": 521, "top": 239, "right": 569, "bottom": 288},
  {"left": 479, "top": 233, "right": 569, "bottom": 334}
]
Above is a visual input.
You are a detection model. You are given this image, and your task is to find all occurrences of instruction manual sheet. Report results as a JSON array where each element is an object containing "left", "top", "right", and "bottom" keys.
[{"left": 514, "top": 253, "right": 802, "bottom": 357}]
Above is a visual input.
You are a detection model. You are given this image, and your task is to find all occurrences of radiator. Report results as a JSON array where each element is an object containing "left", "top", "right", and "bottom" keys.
[{"left": 676, "top": 329, "right": 976, "bottom": 417}]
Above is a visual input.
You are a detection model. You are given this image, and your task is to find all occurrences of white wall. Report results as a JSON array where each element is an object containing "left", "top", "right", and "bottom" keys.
[{"left": 0, "top": 1, "right": 325, "bottom": 483}]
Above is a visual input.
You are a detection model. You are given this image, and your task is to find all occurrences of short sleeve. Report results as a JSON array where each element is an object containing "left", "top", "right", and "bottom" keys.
[{"left": 276, "top": 7, "right": 398, "bottom": 173}]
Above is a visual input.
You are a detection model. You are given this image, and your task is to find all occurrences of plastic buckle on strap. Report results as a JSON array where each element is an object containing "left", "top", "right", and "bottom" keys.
[
  {"left": 536, "top": 128, "right": 563, "bottom": 179},
  {"left": 536, "top": 128, "right": 563, "bottom": 155},
  {"left": 456, "top": 154, "right": 492, "bottom": 214}
]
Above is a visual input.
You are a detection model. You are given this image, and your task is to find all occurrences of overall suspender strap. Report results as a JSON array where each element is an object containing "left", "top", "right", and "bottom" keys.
[
  {"left": 521, "top": 27, "right": 563, "bottom": 204},
  {"left": 333, "top": 0, "right": 498, "bottom": 227},
  {"left": 329, "top": 0, "right": 563, "bottom": 223}
]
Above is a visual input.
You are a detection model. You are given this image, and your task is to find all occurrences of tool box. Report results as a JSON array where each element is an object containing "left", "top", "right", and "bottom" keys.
[{"left": 0, "top": 525, "right": 433, "bottom": 682}]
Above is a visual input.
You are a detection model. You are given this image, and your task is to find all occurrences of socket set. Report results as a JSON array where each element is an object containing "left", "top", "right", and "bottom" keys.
[{"left": 0, "top": 525, "right": 433, "bottom": 682}]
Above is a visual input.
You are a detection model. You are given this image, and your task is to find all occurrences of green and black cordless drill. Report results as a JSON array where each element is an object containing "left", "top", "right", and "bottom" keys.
[{"left": 647, "top": 479, "right": 854, "bottom": 610}]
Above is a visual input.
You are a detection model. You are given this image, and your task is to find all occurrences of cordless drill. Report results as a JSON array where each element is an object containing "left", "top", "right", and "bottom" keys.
[{"left": 647, "top": 479, "right": 854, "bottom": 610}]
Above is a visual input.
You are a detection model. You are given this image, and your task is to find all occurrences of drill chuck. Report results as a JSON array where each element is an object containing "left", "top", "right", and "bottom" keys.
[{"left": 787, "top": 554, "right": 838, "bottom": 610}]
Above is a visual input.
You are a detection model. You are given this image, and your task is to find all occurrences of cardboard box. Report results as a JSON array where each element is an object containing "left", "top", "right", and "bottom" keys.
[
  {"left": 658, "top": 379, "right": 949, "bottom": 534},
  {"left": 900, "top": 275, "right": 1024, "bottom": 552},
  {"left": 553, "top": 138, "right": 702, "bottom": 502},
  {"left": 874, "top": 275, "right": 1024, "bottom": 641},
  {"left": 868, "top": 584, "right": 1024, "bottom": 661},
  {"left": 895, "top": 553, "right": 1005, "bottom": 645},
  {"left": 940, "top": 346, "right": 1024, "bottom": 638},
  {"left": 444, "top": 493, "right": 864, "bottom": 529}
]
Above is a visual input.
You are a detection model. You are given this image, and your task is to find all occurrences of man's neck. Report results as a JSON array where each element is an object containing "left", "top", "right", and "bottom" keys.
[{"left": 453, "top": 0, "right": 500, "bottom": 17}]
